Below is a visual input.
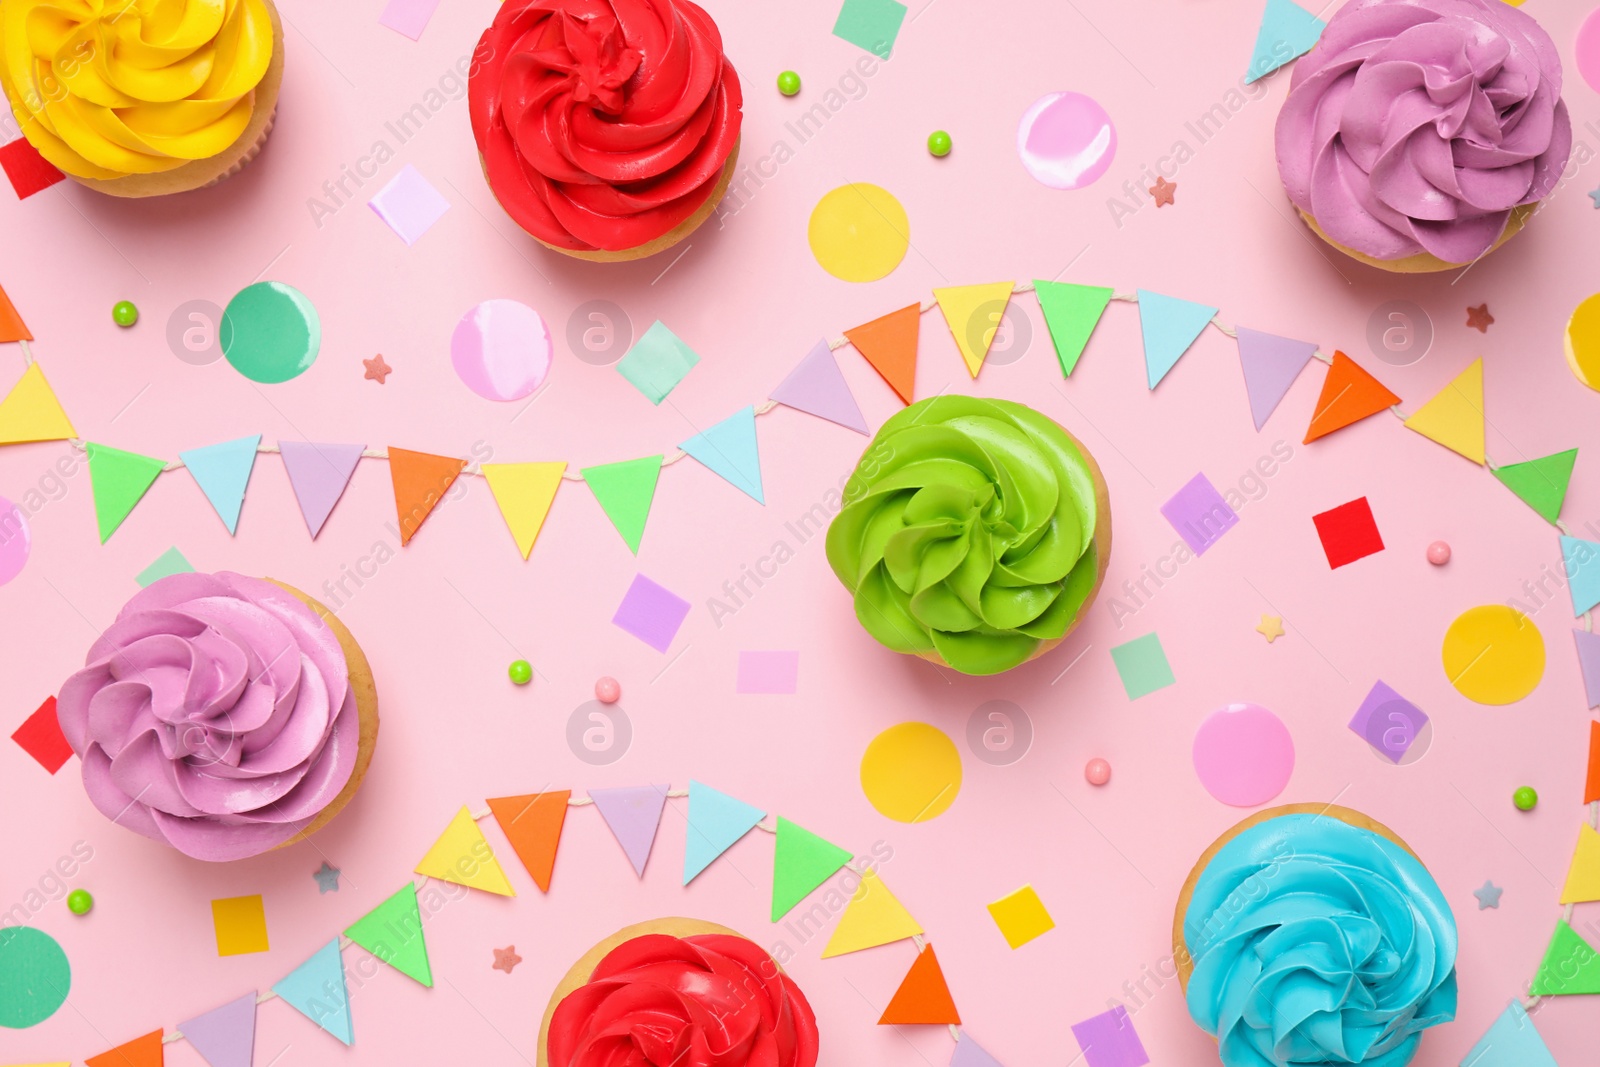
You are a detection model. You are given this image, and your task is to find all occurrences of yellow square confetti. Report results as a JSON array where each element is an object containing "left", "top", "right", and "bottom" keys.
[
  {"left": 987, "top": 885, "right": 1054, "bottom": 949},
  {"left": 211, "top": 894, "right": 269, "bottom": 956}
]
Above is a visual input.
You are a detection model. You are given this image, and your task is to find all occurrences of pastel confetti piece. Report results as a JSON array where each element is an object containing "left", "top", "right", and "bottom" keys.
[
  {"left": 737, "top": 651, "right": 800, "bottom": 694},
  {"left": 1160, "top": 473, "right": 1238, "bottom": 555},
  {"left": 616, "top": 320, "right": 699, "bottom": 404},
  {"left": 368, "top": 163, "right": 450, "bottom": 245},
  {"left": 612, "top": 574, "right": 691, "bottom": 652}
]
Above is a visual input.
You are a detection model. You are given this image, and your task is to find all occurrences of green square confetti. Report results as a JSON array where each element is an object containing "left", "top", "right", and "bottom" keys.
[
  {"left": 136, "top": 546, "right": 194, "bottom": 587},
  {"left": 1110, "top": 633, "right": 1175, "bottom": 700},
  {"left": 616, "top": 320, "right": 700, "bottom": 405},
  {"left": 832, "top": 0, "right": 907, "bottom": 59}
]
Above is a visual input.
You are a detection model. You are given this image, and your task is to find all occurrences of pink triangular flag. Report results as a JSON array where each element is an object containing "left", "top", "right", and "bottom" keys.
[
  {"left": 178, "top": 991, "right": 257, "bottom": 1067},
  {"left": 1577, "top": 629, "right": 1600, "bottom": 710},
  {"left": 770, "top": 339, "right": 869, "bottom": 434},
  {"left": 1236, "top": 327, "right": 1317, "bottom": 431},
  {"left": 280, "top": 441, "right": 365, "bottom": 538},
  {"left": 589, "top": 784, "right": 670, "bottom": 877}
]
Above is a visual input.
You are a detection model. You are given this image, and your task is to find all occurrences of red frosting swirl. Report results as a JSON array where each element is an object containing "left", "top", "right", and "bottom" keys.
[
  {"left": 469, "top": 0, "right": 743, "bottom": 252},
  {"left": 548, "top": 934, "right": 819, "bottom": 1067}
]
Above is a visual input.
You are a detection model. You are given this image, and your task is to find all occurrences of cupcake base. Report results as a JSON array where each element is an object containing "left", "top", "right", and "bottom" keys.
[{"left": 1296, "top": 204, "right": 1534, "bottom": 274}]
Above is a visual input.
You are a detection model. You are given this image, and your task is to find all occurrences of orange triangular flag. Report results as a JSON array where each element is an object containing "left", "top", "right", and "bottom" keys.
[
  {"left": 486, "top": 790, "right": 570, "bottom": 893},
  {"left": 844, "top": 302, "right": 920, "bottom": 405},
  {"left": 388, "top": 447, "right": 466, "bottom": 546},
  {"left": 1586, "top": 721, "right": 1600, "bottom": 805},
  {"left": 879, "top": 944, "right": 960, "bottom": 1025},
  {"left": 1304, "top": 351, "right": 1401, "bottom": 444},
  {"left": 0, "top": 282, "right": 32, "bottom": 342},
  {"left": 87, "top": 1029, "right": 165, "bottom": 1067}
]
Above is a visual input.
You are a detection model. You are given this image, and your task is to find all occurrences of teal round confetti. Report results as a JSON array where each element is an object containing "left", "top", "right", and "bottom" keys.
[
  {"left": 0, "top": 926, "right": 71, "bottom": 1029},
  {"left": 220, "top": 282, "right": 321, "bottom": 384}
]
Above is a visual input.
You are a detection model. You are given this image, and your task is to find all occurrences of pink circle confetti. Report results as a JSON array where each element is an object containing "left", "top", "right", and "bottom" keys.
[
  {"left": 450, "top": 300, "right": 552, "bottom": 402},
  {"left": 0, "top": 496, "right": 29, "bottom": 586},
  {"left": 1016, "top": 91, "right": 1117, "bottom": 190},
  {"left": 1192, "top": 703, "right": 1295, "bottom": 807},
  {"left": 1577, "top": 8, "right": 1600, "bottom": 95}
]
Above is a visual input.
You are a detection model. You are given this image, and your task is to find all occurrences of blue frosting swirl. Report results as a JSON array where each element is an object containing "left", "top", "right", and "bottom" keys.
[{"left": 1182, "top": 813, "right": 1457, "bottom": 1067}]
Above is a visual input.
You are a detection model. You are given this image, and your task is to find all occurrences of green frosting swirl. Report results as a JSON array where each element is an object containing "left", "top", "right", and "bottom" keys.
[{"left": 826, "top": 396, "right": 1106, "bottom": 675}]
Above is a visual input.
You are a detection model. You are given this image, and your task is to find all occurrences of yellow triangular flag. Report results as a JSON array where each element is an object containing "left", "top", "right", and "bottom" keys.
[
  {"left": 934, "top": 282, "right": 1016, "bottom": 378},
  {"left": 1560, "top": 824, "right": 1600, "bottom": 904},
  {"left": 0, "top": 363, "right": 76, "bottom": 445},
  {"left": 482, "top": 461, "right": 567, "bottom": 559},
  {"left": 415, "top": 806, "right": 516, "bottom": 896},
  {"left": 1403, "top": 358, "right": 1484, "bottom": 464},
  {"left": 820, "top": 868, "right": 922, "bottom": 958}
]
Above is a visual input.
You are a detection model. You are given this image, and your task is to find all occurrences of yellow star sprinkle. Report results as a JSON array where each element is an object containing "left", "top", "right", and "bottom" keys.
[{"left": 1256, "top": 615, "right": 1285, "bottom": 643}]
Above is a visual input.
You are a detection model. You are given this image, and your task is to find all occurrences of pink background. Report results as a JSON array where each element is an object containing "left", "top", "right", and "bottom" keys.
[{"left": 4, "top": 0, "right": 1600, "bottom": 1063}]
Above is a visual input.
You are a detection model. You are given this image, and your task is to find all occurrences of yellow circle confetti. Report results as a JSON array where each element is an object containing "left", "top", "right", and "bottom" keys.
[
  {"left": 860, "top": 722, "right": 962, "bottom": 823},
  {"left": 1565, "top": 293, "right": 1600, "bottom": 391},
  {"left": 807, "top": 183, "right": 910, "bottom": 283},
  {"left": 1442, "top": 605, "right": 1545, "bottom": 705}
]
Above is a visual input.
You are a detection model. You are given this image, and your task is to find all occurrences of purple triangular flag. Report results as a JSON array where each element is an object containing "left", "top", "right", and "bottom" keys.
[
  {"left": 590, "top": 784, "right": 670, "bottom": 877},
  {"left": 1576, "top": 629, "right": 1600, "bottom": 709},
  {"left": 280, "top": 441, "right": 365, "bottom": 538},
  {"left": 178, "top": 992, "right": 257, "bottom": 1067},
  {"left": 1236, "top": 326, "right": 1317, "bottom": 431},
  {"left": 769, "top": 339, "right": 869, "bottom": 435},
  {"left": 950, "top": 1031, "right": 1004, "bottom": 1067}
]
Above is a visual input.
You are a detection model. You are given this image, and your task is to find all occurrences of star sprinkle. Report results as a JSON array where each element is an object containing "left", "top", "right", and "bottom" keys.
[
  {"left": 1472, "top": 880, "right": 1503, "bottom": 910},
  {"left": 1590, "top": 186, "right": 1600, "bottom": 209},
  {"left": 1255, "top": 615, "right": 1285, "bottom": 643},
  {"left": 1465, "top": 305, "right": 1494, "bottom": 333},
  {"left": 492, "top": 945, "right": 522, "bottom": 974},
  {"left": 1149, "top": 177, "right": 1176, "bottom": 207},
  {"left": 312, "top": 861, "right": 341, "bottom": 893},
  {"left": 364, "top": 354, "right": 392, "bottom": 383}
]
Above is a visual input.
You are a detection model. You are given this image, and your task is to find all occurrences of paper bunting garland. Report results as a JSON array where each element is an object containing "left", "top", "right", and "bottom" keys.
[
  {"left": 844, "top": 302, "right": 920, "bottom": 404},
  {"left": 950, "top": 1031, "right": 1005, "bottom": 1067},
  {"left": 771, "top": 817, "right": 854, "bottom": 921},
  {"left": 1303, "top": 350, "right": 1400, "bottom": 443},
  {"left": 935, "top": 282, "right": 1015, "bottom": 378},
  {"left": 1584, "top": 721, "right": 1600, "bottom": 805},
  {"left": 388, "top": 447, "right": 465, "bottom": 546},
  {"left": 683, "top": 780, "right": 765, "bottom": 884},
  {"left": 180, "top": 435, "right": 261, "bottom": 535},
  {"left": 590, "top": 784, "right": 670, "bottom": 876},
  {"left": 770, "top": 339, "right": 868, "bottom": 434},
  {"left": 1560, "top": 535, "right": 1600, "bottom": 617},
  {"left": 582, "top": 455, "right": 662, "bottom": 555},
  {"left": 177, "top": 993, "right": 257, "bottom": 1067},
  {"left": 1530, "top": 919, "right": 1600, "bottom": 995},
  {"left": 344, "top": 884, "right": 433, "bottom": 988},
  {"left": 482, "top": 462, "right": 566, "bottom": 559},
  {"left": 280, "top": 441, "right": 364, "bottom": 538},
  {"left": 415, "top": 806, "right": 516, "bottom": 896},
  {"left": 0, "top": 281, "right": 32, "bottom": 340},
  {"left": 821, "top": 868, "right": 922, "bottom": 957},
  {"left": 1245, "top": 0, "right": 1325, "bottom": 82},
  {"left": 1403, "top": 359, "right": 1485, "bottom": 464},
  {"left": 486, "top": 791, "right": 570, "bottom": 892},
  {"left": 272, "top": 939, "right": 354, "bottom": 1045},
  {"left": 0, "top": 363, "right": 75, "bottom": 444},
  {"left": 879, "top": 944, "right": 960, "bottom": 1025},
  {"left": 86, "top": 1029, "right": 165, "bottom": 1067},
  {"left": 1459, "top": 1001, "right": 1557, "bottom": 1067},
  {"left": 680, "top": 406, "right": 764, "bottom": 504},
  {"left": 1493, "top": 449, "right": 1576, "bottom": 524},
  {"left": 1559, "top": 823, "right": 1600, "bottom": 903},
  {"left": 1577, "top": 631, "right": 1600, "bottom": 711},
  {"left": 1235, "top": 327, "right": 1316, "bottom": 431},
  {"left": 1033, "top": 280, "right": 1112, "bottom": 378},
  {"left": 87, "top": 442, "right": 166, "bottom": 543},
  {"left": 1136, "top": 290, "right": 1217, "bottom": 388}
]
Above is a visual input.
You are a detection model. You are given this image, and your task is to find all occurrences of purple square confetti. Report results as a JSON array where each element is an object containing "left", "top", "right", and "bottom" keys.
[
  {"left": 368, "top": 164, "right": 451, "bottom": 246},
  {"left": 1070, "top": 1005, "right": 1149, "bottom": 1067},
  {"left": 1347, "top": 680, "right": 1428, "bottom": 763},
  {"left": 378, "top": 0, "right": 442, "bottom": 40},
  {"left": 736, "top": 651, "right": 800, "bottom": 694},
  {"left": 1160, "top": 473, "right": 1238, "bottom": 555},
  {"left": 612, "top": 574, "right": 691, "bottom": 652}
]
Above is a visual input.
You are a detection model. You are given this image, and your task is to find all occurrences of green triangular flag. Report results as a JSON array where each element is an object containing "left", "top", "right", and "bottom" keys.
[
  {"left": 86, "top": 442, "right": 167, "bottom": 543},
  {"left": 344, "top": 883, "right": 432, "bottom": 987},
  {"left": 771, "top": 816, "right": 854, "bottom": 921},
  {"left": 1493, "top": 449, "right": 1577, "bottom": 524},
  {"left": 582, "top": 454, "right": 663, "bottom": 555},
  {"left": 1530, "top": 919, "right": 1600, "bottom": 995},
  {"left": 1033, "top": 280, "right": 1114, "bottom": 377}
]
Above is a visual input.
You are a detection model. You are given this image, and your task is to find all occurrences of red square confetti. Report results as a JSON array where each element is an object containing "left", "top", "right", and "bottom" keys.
[
  {"left": 1313, "top": 497, "right": 1385, "bottom": 569},
  {"left": 12, "top": 696, "right": 74, "bottom": 773},
  {"left": 0, "top": 136, "right": 65, "bottom": 199}
]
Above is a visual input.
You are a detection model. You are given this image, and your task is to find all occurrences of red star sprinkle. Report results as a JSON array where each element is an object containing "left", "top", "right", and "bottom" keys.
[
  {"left": 1149, "top": 177, "right": 1177, "bottom": 207},
  {"left": 492, "top": 946, "right": 522, "bottom": 974},
  {"left": 1465, "top": 304, "right": 1493, "bottom": 333},
  {"left": 363, "top": 354, "right": 392, "bottom": 383}
]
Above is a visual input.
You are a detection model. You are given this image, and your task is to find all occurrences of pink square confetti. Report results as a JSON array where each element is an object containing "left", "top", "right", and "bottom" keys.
[
  {"left": 736, "top": 651, "right": 799, "bottom": 694},
  {"left": 378, "top": 0, "right": 443, "bottom": 41},
  {"left": 368, "top": 164, "right": 451, "bottom": 246},
  {"left": 612, "top": 574, "right": 691, "bottom": 652}
]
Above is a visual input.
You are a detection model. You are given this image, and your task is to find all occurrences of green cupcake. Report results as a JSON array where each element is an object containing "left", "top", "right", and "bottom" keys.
[{"left": 826, "top": 397, "right": 1111, "bottom": 675}]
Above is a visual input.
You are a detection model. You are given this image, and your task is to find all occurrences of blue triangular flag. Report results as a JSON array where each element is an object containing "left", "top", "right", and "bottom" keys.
[
  {"left": 273, "top": 938, "right": 353, "bottom": 1046},
  {"left": 180, "top": 434, "right": 261, "bottom": 535},
  {"left": 1459, "top": 1001, "right": 1557, "bottom": 1067},
  {"left": 680, "top": 406, "right": 764, "bottom": 503},
  {"left": 770, "top": 339, "right": 869, "bottom": 434},
  {"left": 178, "top": 992, "right": 256, "bottom": 1067},
  {"left": 1246, "top": 0, "right": 1325, "bottom": 83},
  {"left": 683, "top": 780, "right": 765, "bottom": 884},
  {"left": 1561, "top": 535, "right": 1600, "bottom": 616},
  {"left": 1137, "top": 290, "right": 1218, "bottom": 389},
  {"left": 1236, "top": 326, "right": 1316, "bottom": 430}
]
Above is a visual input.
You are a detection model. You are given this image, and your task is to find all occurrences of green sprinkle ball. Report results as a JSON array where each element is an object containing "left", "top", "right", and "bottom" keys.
[
  {"left": 777, "top": 70, "right": 801, "bottom": 97},
  {"left": 508, "top": 659, "right": 533, "bottom": 686},
  {"left": 67, "top": 889, "right": 93, "bottom": 916},
  {"left": 112, "top": 301, "right": 138, "bottom": 327},
  {"left": 927, "top": 130, "right": 952, "bottom": 158},
  {"left": 1513, "top": 786, "right": 1538, "bottom": 811}
]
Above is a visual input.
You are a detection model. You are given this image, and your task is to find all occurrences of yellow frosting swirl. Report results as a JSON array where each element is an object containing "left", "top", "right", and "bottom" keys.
[{"left": 0, "top": 0, "right": 274, "bottom": 179}]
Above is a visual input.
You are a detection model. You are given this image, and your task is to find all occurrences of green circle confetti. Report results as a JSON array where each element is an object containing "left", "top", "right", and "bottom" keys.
[
  {"left": 0, "top": 926, "right": 71, "bottom": 1029},
  {"left": 220, "top": 282, "right": 321, "bottom": 383}
]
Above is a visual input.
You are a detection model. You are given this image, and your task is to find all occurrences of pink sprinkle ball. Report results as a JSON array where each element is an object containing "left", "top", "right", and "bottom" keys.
[
  {"left": 1085, "top": 758, "right": 1112, "bottom": 786},
  {"left": 595, "top": 677, "right": 621, "bottom": 704},
  {"left": 1427, "top": 541, "right": 1451, "bottom": 566}
]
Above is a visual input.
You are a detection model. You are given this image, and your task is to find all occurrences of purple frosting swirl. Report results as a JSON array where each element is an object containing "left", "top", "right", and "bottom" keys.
[
  {"left": 57, "top": 572, "right": 360, "bottom": 862},
  {"left": 1276, "top": 0, "right": 1571, "bottom": 263}
]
